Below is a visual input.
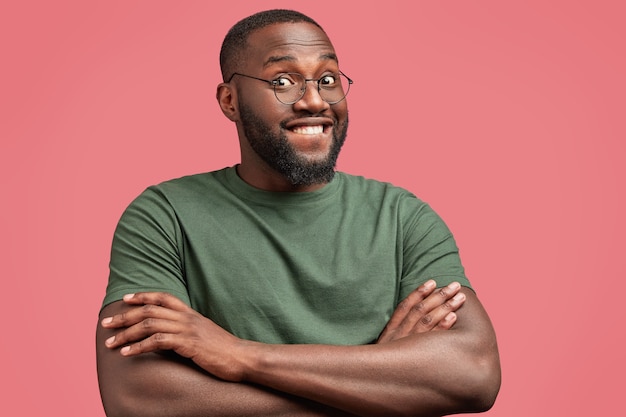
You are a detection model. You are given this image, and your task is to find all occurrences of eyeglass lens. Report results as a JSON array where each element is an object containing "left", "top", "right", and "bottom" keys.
[{"left": 273, "top": 73, "right": 351, "bottom": 104}]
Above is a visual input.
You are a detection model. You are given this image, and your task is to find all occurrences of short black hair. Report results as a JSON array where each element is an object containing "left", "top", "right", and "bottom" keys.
[{"left": 219, "top": 9, "right": 325, "bottom": 81}]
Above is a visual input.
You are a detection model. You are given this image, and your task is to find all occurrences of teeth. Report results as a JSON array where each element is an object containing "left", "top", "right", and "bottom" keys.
[{"left": 292, "top": 125, "right": 324, "bottom": 135}]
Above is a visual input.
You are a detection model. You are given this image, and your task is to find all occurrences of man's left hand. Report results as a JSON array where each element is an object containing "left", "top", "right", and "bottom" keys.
[{"left": 101, "top": 292, "right": 250, "bottom": 382}]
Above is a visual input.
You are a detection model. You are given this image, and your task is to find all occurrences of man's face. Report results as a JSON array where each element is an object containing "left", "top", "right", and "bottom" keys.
[{"left": 233, "top": 22, "right": 349, "bottom": 186}]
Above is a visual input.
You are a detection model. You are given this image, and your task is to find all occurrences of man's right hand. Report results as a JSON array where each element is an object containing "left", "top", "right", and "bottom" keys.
[{"left": 376, "top": 281, "right": 466, "bottom": 343}]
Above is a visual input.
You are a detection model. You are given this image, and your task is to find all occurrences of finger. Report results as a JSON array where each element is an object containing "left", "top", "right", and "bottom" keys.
[
  {"left": 385, "top": 280, "right": 437, "bottom": 329},
  {"left": 101, "top": 302, "right": 181, "bottom": 329},
  {"left": 104, "top": 316, "right": 182, "bottom": 349},
  {"left": 123, "top": 292, "right": 190, "bottom": 311},
  {"left": 434, "top": 312, "right": 458, "bottom": 331},
  {"left": 118, "top": 331, "right": 178, "bottom": 356},
  {"left": 412, "top": 291, "right": 465, "bottom": 333},
  {"left": 394, "top": 282, "right": 461, "bottom": 334},
  {"left": 378, "top": 280, "right": 437, "bottom": 342}
]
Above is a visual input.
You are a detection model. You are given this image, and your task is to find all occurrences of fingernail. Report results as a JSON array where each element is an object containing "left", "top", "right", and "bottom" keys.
[
  {"left": 453, "top": 293, "right": 465, "bottom": 302},
  {"left": 120, "top": 346, "right": 130, "bottom": 355},
  {"left": 425, "top": 280, "right": 436, "bottom": 289},
  {"left": 123, "top": 293, "right": 135, "bottom": 301},
  {"left": 105, "top": 336, "right": 115, "bottom": 346},
  {"left": 101, "top": 317, "right": 112, "bottom": 325},
  {"left": 449, "top": 282, "right": 461, "bottom": 290}
]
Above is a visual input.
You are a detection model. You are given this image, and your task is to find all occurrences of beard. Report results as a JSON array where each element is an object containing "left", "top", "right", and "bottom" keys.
[{"left": 239, "top": 102, "right": 348, "bottom": 186}]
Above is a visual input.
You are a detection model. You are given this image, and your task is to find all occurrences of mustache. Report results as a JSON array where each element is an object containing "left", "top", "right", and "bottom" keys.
[{"left": 279, "top": 114, "right": 337, "bottom": 129}]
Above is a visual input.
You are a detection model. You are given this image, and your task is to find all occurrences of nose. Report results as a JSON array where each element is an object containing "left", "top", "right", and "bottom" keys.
[{"left": 292, "top": 80, "right": 330, "bottom": 113}]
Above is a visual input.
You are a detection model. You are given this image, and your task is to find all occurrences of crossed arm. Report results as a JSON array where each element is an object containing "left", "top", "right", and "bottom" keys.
[{"left": 96, "top": 281, "right": 500, "bottom": 417}]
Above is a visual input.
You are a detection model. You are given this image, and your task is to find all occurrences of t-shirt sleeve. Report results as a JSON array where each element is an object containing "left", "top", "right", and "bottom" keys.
[
  {"left": 101, "top": 187, "right": 190, "bottom": 310},
  {"left": 399, "top": 197, "right": 472, "bottom": 301}
]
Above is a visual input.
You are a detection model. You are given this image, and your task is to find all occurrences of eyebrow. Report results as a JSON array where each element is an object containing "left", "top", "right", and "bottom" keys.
[{"left": 263, "top": 53, "right": 339, "bottom": 68}]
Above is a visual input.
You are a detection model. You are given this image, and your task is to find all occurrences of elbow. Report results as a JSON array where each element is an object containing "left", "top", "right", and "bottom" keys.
[
  {"left": 99, "top": 373, "right": 161, "bottom": 417},
  {"left": 466, "top": 381, "right": 500, "bottom": 414},
  {"left": 100, "top": 390, "right": 145, "bottom": 417},
  {"left": 460, "top": 353, "right": 502, "bottom": 413}
]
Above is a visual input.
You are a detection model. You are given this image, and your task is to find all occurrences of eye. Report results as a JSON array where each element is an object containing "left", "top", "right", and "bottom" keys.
[
  {"left": 319, "top": 74, "right": 337, "bottom": 87},
  {"left": 271, "top": 74, "right": 297, "bottom": 88}
]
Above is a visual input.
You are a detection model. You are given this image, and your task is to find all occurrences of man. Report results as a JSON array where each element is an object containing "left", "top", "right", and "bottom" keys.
[{"left": 97, "top": 9, "right": 501, "bottom": 417}]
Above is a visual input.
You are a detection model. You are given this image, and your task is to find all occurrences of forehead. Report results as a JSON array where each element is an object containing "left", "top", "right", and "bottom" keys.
[{"left": 245, "top": 22, "right": 337, "bottom": 71}]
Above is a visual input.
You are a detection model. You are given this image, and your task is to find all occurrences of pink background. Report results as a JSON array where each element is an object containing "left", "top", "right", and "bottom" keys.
[{"left": 1, "top": 1, "right": 624, "bottom": 415}]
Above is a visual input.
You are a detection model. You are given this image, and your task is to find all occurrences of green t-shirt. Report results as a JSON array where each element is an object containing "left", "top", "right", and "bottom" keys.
[{"left": 103, "top": 167, "right": 470, "bottom": 345}]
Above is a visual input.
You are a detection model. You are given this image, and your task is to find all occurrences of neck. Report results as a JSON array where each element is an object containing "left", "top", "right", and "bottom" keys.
[{"left": 235, "top": 163, "right": 329, "bottom": 192}]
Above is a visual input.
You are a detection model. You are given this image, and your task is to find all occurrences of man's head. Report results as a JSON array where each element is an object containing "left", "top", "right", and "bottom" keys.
[
  {"left": 219, "top": 9, "right": 324, "bottom": 83},
  {"left": 217, "top": 10, "right": 350, "bottom": 190}
]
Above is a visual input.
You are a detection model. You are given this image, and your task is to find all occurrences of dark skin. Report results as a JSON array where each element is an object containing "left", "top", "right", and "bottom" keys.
[
  {"left": 98, "top": 281, "right": 471, "bottom": 417},
  {"left": 97, "top": 22, "right": 501, "bottom": 417},
  {"left": 217, "top": 23, "right": 348, "bottom": 192}
]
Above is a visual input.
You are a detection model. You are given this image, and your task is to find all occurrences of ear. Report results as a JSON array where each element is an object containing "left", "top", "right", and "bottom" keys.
[{"left": 216, "top": 83, "right": 239, "bottom": 121}]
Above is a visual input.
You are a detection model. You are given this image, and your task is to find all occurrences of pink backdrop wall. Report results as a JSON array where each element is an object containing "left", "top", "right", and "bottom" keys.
[{"left": 2, "top": 1, "right": 624, "bottom": 415}]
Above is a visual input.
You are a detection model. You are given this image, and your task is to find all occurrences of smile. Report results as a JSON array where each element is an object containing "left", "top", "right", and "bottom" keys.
[{"left": 291, "top": 125, "right": 325, "bottom": 135}]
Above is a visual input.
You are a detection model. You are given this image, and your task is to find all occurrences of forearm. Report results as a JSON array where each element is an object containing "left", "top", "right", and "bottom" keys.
[
  {"left": 99, "top": 289, "right": 500, "bottom": 417},
  {"left": 97, "top": 351, "right": 350, "bottom": 417},
  {"left": 97, "top": 303, "right": 354, "bottom": 417},
  {"left": 245, "top": 334, "right": 492, "bottom": 416},
  {"left": 239, "top": 290, "right": 501, "bottom": 416}
]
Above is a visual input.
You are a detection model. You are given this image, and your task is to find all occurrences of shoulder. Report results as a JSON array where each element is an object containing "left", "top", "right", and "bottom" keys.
[
  {"left": 335, "top": 172, "right": 427, "bottom": 209},
  {"left": 126, "top": 168, "right": 231, "bottom": 207},
  {"left": 336, "top": 172, "right": 451, "bottom": 232},
  {"left": 150, "top": 168, "right": 230, "bottom": 196},
  {"left": 117, "top": 168, "right": 231, "bottom": 224}
]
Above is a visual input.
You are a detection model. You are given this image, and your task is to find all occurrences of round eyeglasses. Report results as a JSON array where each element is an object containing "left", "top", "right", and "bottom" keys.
[{"left": 227, "top": 71, "right": 353, "bottom": 105}]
